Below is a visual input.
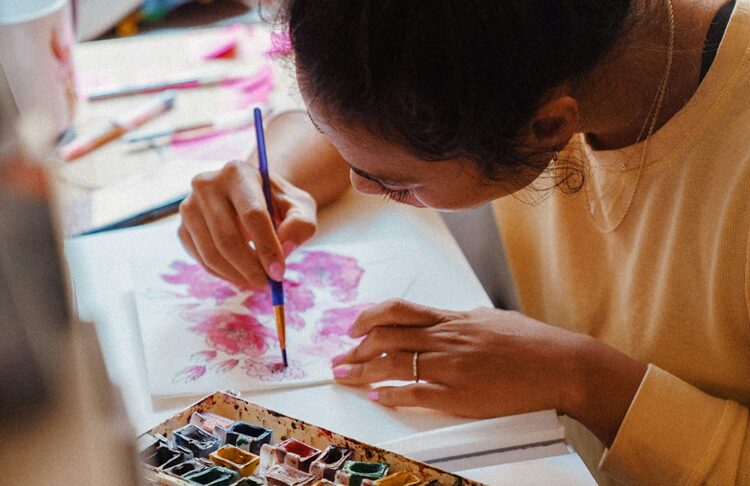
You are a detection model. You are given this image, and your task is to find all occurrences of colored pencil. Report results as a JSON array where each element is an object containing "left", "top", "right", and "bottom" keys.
[
  {"left": 59, "top": 91, "right": 176, "bottom": 161},
  {"left": 86, "top": 71, "right": 230, "bottom": 101},
  {"left": 253, "top": 107, "right": 287, "bottom": 368},
  {"left": 124, "top": 110, "right": 253, "bottom": 143}
]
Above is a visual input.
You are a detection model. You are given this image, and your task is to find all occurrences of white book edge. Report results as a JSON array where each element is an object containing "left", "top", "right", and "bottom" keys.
[{"left": 377, "top": 410, "right": 565, "bottom": 464}]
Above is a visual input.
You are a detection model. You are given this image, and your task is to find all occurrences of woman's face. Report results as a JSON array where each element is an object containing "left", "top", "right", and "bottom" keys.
[{"left": 304, "top": 97, "right": 545, "bottom": 211}]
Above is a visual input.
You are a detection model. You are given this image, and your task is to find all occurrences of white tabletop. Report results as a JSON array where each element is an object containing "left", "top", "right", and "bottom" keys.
[{"left": 64, "top": 189, "right": 596, "bottom": 484}]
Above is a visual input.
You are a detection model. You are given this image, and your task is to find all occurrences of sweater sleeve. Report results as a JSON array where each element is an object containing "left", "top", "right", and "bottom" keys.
[{"left": 598, "top": 365, "right": 750, "bottom": 485}]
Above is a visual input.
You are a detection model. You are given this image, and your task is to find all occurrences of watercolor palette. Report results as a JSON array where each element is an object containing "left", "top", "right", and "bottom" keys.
[{"left": 141, "top": 392, "right": 484, "bottom": 486}]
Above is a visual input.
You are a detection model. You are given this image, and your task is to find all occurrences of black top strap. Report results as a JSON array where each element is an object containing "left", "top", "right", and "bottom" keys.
[{"left": 700, "top": 1, "right": 736, "bottom": 83}]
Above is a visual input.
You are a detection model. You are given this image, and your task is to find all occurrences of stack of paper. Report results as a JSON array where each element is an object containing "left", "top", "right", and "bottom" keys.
[{"left": 377, "top": 411, "right": 567, "bottom": 472}]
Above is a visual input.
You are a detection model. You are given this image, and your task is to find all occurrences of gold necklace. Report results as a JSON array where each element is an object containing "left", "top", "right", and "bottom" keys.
[{"left": 584, "top": 0, "right": 675, "bottom": 233}]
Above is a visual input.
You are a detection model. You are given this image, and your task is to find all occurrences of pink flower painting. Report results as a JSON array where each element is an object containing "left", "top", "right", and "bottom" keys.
[
  {"left": 288, "top": 251, "right": 364, "bottom": 302},
  {"left": 243, "top": 357, "right": 305, "bottom": 382},
  {"left": 162, "top": 250, "right": 368, "bottom": 384},
  {"left": 162, "top": 261, "right": 236, "bottom": 304},
  {"left": 317, "top": 304, "right": 372, "bottom": 341},
  {"left": 188, "top": 311, "right": 276, "bottom": 356},
  {"left": 242, "top": 280, "right": 315, "bottom": 330},
  {"left": 211, "top": 359, "right": 240, "bottom": 373},
  {"left": 173, "top": 365, "right": 206, "bottom": 383}
]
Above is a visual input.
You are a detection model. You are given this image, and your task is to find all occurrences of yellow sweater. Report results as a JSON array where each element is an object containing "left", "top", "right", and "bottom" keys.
[{"left": 493, "top": 2, "right": 750, "bottom": 484}]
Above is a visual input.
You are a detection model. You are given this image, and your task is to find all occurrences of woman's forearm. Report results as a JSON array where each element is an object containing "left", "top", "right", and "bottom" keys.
[
  {"left": 265, "top": 110, "right": 351, "bottom": 207},
  {"left": 563, "top": 336, "right": 648, "bottom": 447}
]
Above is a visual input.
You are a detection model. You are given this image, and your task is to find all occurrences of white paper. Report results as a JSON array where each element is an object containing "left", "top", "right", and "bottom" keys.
[
  {"left": 134, "top": 240, "right": 422, "bottom": 398},
  {"left": 377, "top": 411, "right": 566, "bottom": 471}
]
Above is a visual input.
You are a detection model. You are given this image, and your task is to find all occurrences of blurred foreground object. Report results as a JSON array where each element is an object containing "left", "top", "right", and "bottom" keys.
[
  {"left": 0, "top": 61, "right": 140, "bottom": 485},
  {"left": 0, "top": 0, "right": 77, "bottom": 136},
  {"left": 74, "top": 0, "right": 142, "bottom": 40},
  {"left": 75, "top": 0, "right": 255, "bottom": 39}
]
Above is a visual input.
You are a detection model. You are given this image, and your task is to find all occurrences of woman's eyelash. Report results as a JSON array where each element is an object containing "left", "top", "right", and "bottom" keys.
[{"left": 377, "top": 186, "right": 411, "bottom": 203}]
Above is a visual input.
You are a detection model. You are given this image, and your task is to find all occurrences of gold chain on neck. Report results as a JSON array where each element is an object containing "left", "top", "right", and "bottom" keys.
[{"left": 584, "top": 0, "right": 675, "bottom": 233}]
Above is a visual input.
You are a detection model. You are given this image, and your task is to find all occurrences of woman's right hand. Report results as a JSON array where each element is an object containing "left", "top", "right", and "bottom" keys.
[{"left": 178, "top": 158, "right": 317, "bottom": 288}]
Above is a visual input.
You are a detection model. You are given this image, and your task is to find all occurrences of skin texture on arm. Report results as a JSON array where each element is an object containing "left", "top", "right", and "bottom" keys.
[{"left": 264, "top": 110, "right": 350, "bottom": 208}]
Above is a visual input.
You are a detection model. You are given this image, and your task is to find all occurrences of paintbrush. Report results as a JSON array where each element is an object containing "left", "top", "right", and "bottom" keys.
[{"left": 253, "top": 107, "right": 287, "bottom": 368}]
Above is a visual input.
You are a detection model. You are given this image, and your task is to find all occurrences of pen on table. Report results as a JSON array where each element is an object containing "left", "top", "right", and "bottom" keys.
[
  {"left": 254, "top": 106, "right": 288, "bottom": 368},
  {"left": 86, "top": 71, "right": 230, "bottom": 101},
  {"left": 59, "top": 90, "right": 176, "bottom": 161},
  {"left": 74, "top": 194, "right": 187, "bottom": 237},
  {"left": 124, "top": 110, "right": 253, "bottom": 143}
]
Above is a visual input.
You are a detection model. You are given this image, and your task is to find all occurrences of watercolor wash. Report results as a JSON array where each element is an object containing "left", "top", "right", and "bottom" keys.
[
  {"left": 135, "top": 241, "right": 421, "bottom": 398},
  {"left": 164, "top": 251, "right": 368, "bottom": 383}
]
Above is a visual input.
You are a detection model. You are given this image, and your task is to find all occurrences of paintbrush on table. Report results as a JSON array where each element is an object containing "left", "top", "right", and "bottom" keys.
[{"left": 253, "top": 107, "right": 287, "bottom": 368}]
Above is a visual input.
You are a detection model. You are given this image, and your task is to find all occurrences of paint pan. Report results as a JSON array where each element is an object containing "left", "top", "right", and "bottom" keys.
[
  {"left": 174, "top": 423, "right": 221, "bottom": 458},
  {"left": 165, "top": 458, "right": 210, "bottom": 477},
  {"left": 367, "top": 470, "right": 422, "bottom": 486},
  {"left": 225, "top": 421, "right": 272, "bottom": 454},
  {"left": 273, "top": 438, "right": 321, "bottom": 472},
  {"left": 191, "top": 411, "right": 236, "bottom": 441},
  {"left": 141, "top": 441, "right": 192, "bottom": 470},
  {"left": 335, "top": 461, "right": 389, "bottom": 486},
  {"left": 138, "top": 433, "right": 166, "bottom": 453},
  {"left": 309, "top": 445, "right": 352, "bottom": 481},
  {"left": 184, "top": 465, "right": 240, "bottom": 486},
  {"left": 265, "top": 464, "right": 315, "bottom": 486},
  {"left": 210, "top": 445, "right": 260, "bottom": 477}
]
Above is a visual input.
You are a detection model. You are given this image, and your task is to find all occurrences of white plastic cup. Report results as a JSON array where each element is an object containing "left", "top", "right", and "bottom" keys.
[{"left": 0, "top": 0, "right": 76, "bottom": 137}]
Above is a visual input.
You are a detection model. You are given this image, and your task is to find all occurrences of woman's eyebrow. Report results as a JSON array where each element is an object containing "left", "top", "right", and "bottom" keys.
[
  {"left": 350, "top": 165, "right": 408, "bottom": 186},
  {"left": 305, "top": 109, "right": 324, "bottom": 134}
]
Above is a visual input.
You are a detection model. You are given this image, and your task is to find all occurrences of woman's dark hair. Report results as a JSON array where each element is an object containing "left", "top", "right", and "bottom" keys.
[{"left": 280, "top": 1, "right": 633, "bottom": 192}]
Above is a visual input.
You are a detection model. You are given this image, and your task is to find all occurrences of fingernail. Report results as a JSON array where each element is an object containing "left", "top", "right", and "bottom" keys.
[
  {"left": 269, "top": 262, "right": 284, "bottom": 281},
  {"left": 331, "top": 353, "right": 347, "bottom": 366},
  {"left": 282, "top": 241, "right": 297, "bottom": 258},
  {"left": 368, "top": 390, "right": 379, "bottom": 401},
  {"left": 332, "top": 365, "right": 351, "bottom": 378}
]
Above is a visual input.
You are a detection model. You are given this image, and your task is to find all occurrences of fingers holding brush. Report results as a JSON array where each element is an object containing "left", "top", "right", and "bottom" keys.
[{"left": 178, "top": 159, "right": 318, "bottom": 288}]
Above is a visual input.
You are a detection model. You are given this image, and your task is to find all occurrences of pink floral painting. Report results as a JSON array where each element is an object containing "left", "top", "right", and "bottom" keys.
[{"left": 154, "top": 250, "right": 370, "bottom": 385}]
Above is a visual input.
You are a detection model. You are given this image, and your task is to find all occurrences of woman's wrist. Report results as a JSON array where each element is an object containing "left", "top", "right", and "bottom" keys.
[{"left": 560, "top": 334, "right": 647, "bottom": 447}]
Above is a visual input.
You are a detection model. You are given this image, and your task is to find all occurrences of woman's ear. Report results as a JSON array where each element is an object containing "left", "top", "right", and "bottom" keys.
[{"left": 529, "top": 95, "right": 580, "bottom": 150}]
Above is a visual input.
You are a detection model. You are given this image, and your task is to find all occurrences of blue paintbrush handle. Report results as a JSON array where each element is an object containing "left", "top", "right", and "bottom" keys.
[
  {"left": 270, "top": 280, "right": 284, "bottom": 306},
  {"left": 254, "top": 108, "right": 276, "bottom": 225},
  {"left": 254, "top": 108, "right": 284, "bottom": 297}
]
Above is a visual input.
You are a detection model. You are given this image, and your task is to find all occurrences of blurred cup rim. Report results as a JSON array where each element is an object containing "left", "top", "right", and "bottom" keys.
[{"left": 0, "top": 0, "right": 68, "bottom": 26}]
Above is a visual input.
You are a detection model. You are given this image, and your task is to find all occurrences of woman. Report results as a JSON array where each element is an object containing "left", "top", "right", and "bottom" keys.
[{"left": 178, "top": 1, "right": 749, "bottom": 483}]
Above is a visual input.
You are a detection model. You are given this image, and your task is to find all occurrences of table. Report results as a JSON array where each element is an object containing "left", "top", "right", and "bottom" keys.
[{"left": 64, "top": 189, "right": 596, "bottom": 484}]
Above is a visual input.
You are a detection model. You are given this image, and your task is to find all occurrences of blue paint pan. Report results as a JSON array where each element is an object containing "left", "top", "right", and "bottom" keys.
[
  {"left": 225, "top": 422, "right": 272, "bottom": 455},
  {"left": 173, "top": 424, "right": 221, "bottom": 458}
]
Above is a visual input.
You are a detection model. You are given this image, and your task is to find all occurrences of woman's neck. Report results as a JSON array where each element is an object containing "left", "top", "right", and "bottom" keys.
[{"left": 577, "top": 0, "right": 726, "bottom": 150}]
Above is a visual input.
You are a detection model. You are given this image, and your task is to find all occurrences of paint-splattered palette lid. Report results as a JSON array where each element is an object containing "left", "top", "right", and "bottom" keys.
[{"left": 141, "top": 391, "right": 487, "bottom": 486}]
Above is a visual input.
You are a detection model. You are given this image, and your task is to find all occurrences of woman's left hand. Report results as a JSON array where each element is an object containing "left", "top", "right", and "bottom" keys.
[
  {"left": 331, "top": 299, "right": 589, "bottom": 418},
  {"left": 332, "top": 299, "right": 647, "bottom": 445}
]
